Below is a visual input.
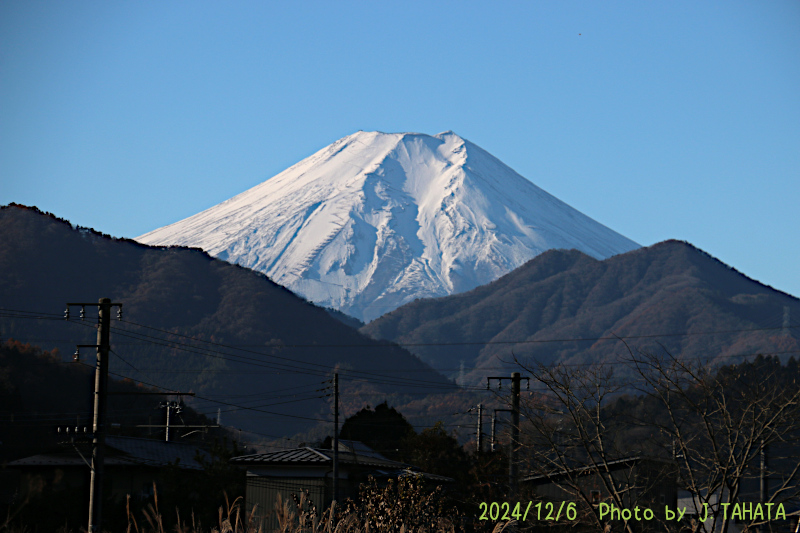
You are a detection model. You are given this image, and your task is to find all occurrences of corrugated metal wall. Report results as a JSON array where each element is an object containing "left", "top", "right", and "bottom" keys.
[{"left": 246, "top": 476, "right": 328, "bottom": 530}]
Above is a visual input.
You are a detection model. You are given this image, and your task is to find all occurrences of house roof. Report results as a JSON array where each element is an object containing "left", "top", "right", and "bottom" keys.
[
  {"left": 230, "top": 441, "right": 454, "bottom": 483},
  {"left": 230, "top": 446, "right": 403, "bottom": 469},
  {"left": 8, "top": 436, "right": 209, "bottom": 471},
  {"left": 105, "top": 436, "right": 209, "bottom": 469}
]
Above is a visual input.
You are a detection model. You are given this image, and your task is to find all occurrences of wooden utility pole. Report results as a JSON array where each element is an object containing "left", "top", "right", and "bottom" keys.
[{"left": 333, "top": 372, "right": 339, "bottom": 505}]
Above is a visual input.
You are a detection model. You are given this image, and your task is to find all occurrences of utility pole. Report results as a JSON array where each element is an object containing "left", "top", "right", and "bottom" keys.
[
  {"left": 487, "top": 372, "right": 529, "bottom": 498},
  {"left": 66, "top": 298, "right": 122, "bottom": 533},
  {"left": 333, "top": 372, "right": 339, "bottom": 505},
  {"left": 160, "top": 400, "right": 183, "bottom": 442},
  {"left": 119, "top": 392, "right": 195, "bottom": 440},
  {"left": 491, "top": 411, "right": 496, "bottom": 452},
  {"left": 476, "top": 403, "right": 483, "bottom": 453},
  {"left": 166, "top": 402, "right": 173, "bottom": 442},
  {"left": 88, "top": 298, "right": 110, "bottom": 533}
]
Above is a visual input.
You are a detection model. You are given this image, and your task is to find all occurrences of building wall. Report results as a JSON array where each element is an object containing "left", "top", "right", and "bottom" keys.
[{"left": 246, "top": 476, "right": 328, "bottom": 531}]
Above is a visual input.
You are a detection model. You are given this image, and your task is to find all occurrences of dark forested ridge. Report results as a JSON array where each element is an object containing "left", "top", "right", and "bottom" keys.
[
  {"left": 0, "top": 339, "right": 219, "bottom": 463},
  {"left": 5, "top": 203, "right": 799, "bottom": 439},
  {"left": 0, "top": 204, "right": 453, "bottom": 437},
  {"left": 361, "top": 240, "right": 800, "bottom": 383}
]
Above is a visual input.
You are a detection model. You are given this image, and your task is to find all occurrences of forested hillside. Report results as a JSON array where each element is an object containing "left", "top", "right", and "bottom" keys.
[
  {"left": 362, "top": 240, "right": 800, "bottom": 383},
  {"left": 0, "top": 339, "right": 217, "bottom": 463},
  {"left": 0, "top": 204, "right": 454, "bottom": 437}
]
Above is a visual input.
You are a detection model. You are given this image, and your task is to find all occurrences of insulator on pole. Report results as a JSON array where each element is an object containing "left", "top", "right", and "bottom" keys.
[
  {"left": 73, "top": 348, "right": 80, "bottom": 362},
  {"left": 64, "top": 307, "right": 70, "bottom": 320},
  {"left": 117, "top": 307, "right": 123, "bottom": 321},
  {"left": 80, "top": 306, "right": 85, "bottom": 320}
]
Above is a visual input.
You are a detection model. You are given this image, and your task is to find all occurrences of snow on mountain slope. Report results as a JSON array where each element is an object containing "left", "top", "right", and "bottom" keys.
[{"left": 137, "top": 131, "right": 640, "bottom": 322}]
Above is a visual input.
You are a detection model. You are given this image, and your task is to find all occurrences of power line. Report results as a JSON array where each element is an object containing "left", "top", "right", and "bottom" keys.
[
  {"left": 107, "top": 319, "right": 464, "bottom": 389},
  {"left": 2, "top": 306, "right": 796, "bottom": 351},
  {"left": 115, "top": 314, "right": 800, "bottom": 348},
  {"left": 3, "top": 306, "right": 799, "bottom": 391},
  {"left": 101, "top": 318, "right": 800, "bottom": 390},
  {"left": 81, "top": 362, "right": 333, "bottom": 424},
  {"left": 101, "top": 322, "right": 440, "bottom": 389},
  {"left": 6, "top": 323, "right": 800, "bottom": 386},
  {"left": 109, "top": 348, "right": 140, "bottom": 373}
]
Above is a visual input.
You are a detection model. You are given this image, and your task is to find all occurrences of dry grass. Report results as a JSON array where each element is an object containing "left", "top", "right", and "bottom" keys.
[
  {"left": 3, "top": 479, "right": 507, "bottom": 533},
  {"left": 124, "top": 483, "right": 263, "bottom": 533},
  {"left": 120, "top": 478, "right": 483, "bottom": 533}
]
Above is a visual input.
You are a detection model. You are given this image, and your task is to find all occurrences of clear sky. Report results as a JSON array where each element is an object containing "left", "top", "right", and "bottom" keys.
[{"left": 2, "top": 1, "right": 798, "bottom": 298}]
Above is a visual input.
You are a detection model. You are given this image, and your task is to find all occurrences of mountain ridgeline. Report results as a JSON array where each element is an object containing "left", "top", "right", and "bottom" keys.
[
  {"left": 4, "top": 203, "right": 798, "bottom": 438},
  {"left": 360, "top": 240, "right": 800, "bottom": 383},
  {"left": 0, "top": 204, "right": 453, "bottom": 437},
  {"left": 137, "top": 131, "right": 639, "bottom": 321}
]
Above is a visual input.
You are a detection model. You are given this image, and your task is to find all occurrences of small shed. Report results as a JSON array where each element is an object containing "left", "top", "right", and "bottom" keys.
[{"left": 230, "top": 440, "right": 451, "bottom": 527}]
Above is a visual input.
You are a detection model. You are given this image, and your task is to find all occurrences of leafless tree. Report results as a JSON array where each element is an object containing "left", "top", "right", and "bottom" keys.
[
  {"left": 628, "top": 350, "right": 800, "bottom": 533},
  {"left": 516, "top": 361, "right": 665, "bottom": 533},
  {"left": 515, "top": 350, "right": 800, "bottom": 533}
]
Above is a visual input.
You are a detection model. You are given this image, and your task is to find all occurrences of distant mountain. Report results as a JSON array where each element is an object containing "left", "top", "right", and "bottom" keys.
[
  {"left": 0, "top": 204, "right": 453, "bottom": 437},
  {"left": 360, "top": 240, "right": 800, "bottom": 382},
  {"left": 137, "top": 131, "right": 639, "bottom": 322}
]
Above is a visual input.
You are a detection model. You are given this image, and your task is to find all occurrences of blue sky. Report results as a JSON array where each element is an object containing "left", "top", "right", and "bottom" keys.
[{"left": 2, "top": 1, "right": 799, "bottom": 298}]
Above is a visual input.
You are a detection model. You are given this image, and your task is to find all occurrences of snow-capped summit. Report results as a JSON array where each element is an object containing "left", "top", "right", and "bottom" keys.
[{"left": 137, "top": 131, "right": 639, "bottom": 321}]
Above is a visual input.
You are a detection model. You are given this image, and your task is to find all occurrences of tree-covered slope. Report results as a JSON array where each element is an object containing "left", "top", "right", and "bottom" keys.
[
  {"left": 0, "top": 204, "right": 452, "bottom": 436},
  {"left": 361, "top": 240, "right": 800, "bottom": 383}
]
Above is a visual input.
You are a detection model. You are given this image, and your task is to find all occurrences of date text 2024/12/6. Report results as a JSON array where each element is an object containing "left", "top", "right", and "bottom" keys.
[{"left": 478, "top": 501, "right": 577, "bottom": 522}]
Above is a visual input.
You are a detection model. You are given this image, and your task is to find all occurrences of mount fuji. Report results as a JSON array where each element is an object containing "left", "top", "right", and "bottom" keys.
[{"left": 137, "top": 131, "right": 640, "bottom": 322}]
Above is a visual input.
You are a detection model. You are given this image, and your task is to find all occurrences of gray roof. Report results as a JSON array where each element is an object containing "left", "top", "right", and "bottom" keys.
[
  {"left": 396, "top": 468, "right": 454, "bottom": 483},
  {"left": 8, "top": 436, "right": 209, "bottom": 471},
  {"left": 230, "top": 446, "right": 404, "bottom": 469},
  {"left": 230, "top": 442, "right": 454, "bottom": 483},
  {"left": 8, "top": 454, "right": 144, "bottom": 468},
  {"left": 106, "top": 436, "right": 208, "bottom": 469}
]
